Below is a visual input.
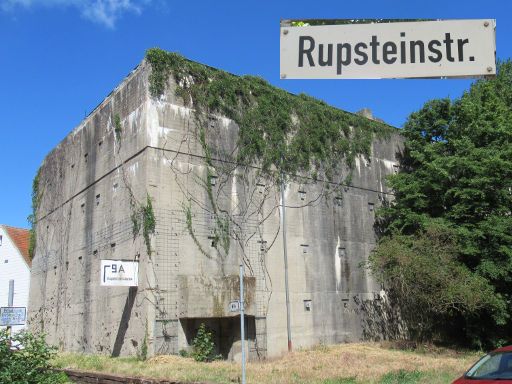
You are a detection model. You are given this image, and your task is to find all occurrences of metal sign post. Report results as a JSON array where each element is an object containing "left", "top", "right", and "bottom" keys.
[
  {"left": 7, "top": 280, "right": 14, "bottom": 337},
  {"left": 281, "top": 177, "right": 292, "bottom": 352},
  {"left": 239, "top": 264, "right": 246, "bottom": 384}
]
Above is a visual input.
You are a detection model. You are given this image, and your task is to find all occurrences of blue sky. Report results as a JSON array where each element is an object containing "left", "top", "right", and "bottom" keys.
[{"left": 0, "top": 0, "right": 511, "bottom": 229}]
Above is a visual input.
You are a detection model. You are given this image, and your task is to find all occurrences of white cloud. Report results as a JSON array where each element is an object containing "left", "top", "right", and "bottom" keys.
[{"left": 1, "top": 0, "right": 147, "bottom": 28}]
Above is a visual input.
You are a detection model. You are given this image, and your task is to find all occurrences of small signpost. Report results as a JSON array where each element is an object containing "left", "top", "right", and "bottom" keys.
[
  {"left": 0, "top": 307, "right": 26, "bottom": 326},
  {"left": 228, "top": 265, "right": 246, "bottom": 384},
  {"left": 100, "top": 260, "right": 139, "bottom": 287},
  {"left": 239, "top": 264, "right": 246, "bottom": 384}
]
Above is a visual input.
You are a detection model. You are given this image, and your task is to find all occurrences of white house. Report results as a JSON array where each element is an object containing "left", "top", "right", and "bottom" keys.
[{"left": 0, "top": 225, "right": 31, "bottom": 333}]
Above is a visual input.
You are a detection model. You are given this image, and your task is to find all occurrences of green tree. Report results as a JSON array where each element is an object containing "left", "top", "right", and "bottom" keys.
[{"left": 372, "top": 61, "right": 512, "bottom": 347}]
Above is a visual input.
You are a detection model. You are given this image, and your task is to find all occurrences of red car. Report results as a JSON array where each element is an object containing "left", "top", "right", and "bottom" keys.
[{"left": 453, "top": 345, "right": 512, "bottom": 383}]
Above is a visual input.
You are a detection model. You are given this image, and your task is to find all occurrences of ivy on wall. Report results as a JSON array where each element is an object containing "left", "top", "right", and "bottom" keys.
[
  {"left": 146, "top": 48, "right": 394, "bottom": 184},
  {"left": 131, "top": 194, "right": 156, "bottom": 256},
  {"left": 146, "top": 48, "right": 395, "bottom": 260},
  {"left": 28, "top": 168, "right": 42, "bottom": 259}
]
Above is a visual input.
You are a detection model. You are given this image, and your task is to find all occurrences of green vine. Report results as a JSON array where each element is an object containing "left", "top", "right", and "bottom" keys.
[
  {"left": 142, "top": 195, "right": 156, "bottom": 254},
  {"left": 146, "top": 48, "right": 394, "bottom": 181},
  {"left": 146, "top": 48, "right": 395, "bottom": 259},
  {"left": 214, "top": 214, "right": 230, "bottom": 255},
  {"left": 28, "top": 168, "right": 42, "bottom": 259},
  {"left": 138, "top": 320, "right": 149, "bottom": 361},
  {"left": 184, "top": 203, "right": 211, "bottom": 258},
  {"left": 131, "top": 194, "right": 156, "bottom": 255},
  {"left": 114, "top": 114, "right": 122, "bottom": 141}
]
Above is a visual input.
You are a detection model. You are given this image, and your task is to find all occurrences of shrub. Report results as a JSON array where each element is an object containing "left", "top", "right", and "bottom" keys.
[
  {"left": 191, "top": 323, "right": 220, "bottom": 362},
  {"left": 0, "top": 329, "right": 67, "bottom": 384}
]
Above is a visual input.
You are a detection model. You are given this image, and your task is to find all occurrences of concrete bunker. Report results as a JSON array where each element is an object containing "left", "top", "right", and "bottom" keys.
[{"left": 27, "top": 51, "right": 402, "bottom": 360}]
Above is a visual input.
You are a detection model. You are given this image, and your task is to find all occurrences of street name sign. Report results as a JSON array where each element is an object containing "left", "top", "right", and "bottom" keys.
[
  {"left": 0, "top": 307, "right": 26, "bottom": 326},
  {"left": 280, "top": 19, "right": 496, "bottom": 79},
  {"left": 100, "top": 260, "right": 139, "bottom": 287}
]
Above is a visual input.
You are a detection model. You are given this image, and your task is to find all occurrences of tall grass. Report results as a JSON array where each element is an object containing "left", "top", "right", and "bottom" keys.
[{"left": 53, "top": 342, "right": 479, "bottom": 384}]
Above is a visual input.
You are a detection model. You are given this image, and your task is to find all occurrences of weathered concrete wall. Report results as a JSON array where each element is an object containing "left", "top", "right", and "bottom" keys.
[
  {"left": 29, "top": 58, "right": 403, "bottom": 361},
  {"left": 28, "top": 63, "right": 154, "bottom": 356}
]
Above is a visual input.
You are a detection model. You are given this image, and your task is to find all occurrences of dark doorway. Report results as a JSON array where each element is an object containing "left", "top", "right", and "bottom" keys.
[{"left": 180, "top": 316, "right": 255, "bottom": 359}]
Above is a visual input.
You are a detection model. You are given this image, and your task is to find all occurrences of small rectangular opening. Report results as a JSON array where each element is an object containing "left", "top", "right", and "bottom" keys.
[
  {"left": 207, "top": 235, "right": 217, "bottom": 247},
  {"left": 258, "top": 239, "right": 267, "bottom": 252},
  {"left": 301, "top": 244, "right": 309, "bottom": 254},
  {"left": 304, "top": 300, "right": 312, "bottom": 311},
  {"left": 298, "top": 190, "right": 306, "bottom": 201},
  {"left": 368, "top": 202, "right": 375, "bottom": 212},
  {"left": 96, "top": 194, "right": 101, "bottom": 206},
  {"left": 209, "top": 175, "right": 218, "bottom": 186}
]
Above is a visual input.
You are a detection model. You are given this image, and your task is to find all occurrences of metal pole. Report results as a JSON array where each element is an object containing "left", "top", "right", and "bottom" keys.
[
  {"left": 7, "top": 280, "right": 14, "bottom": 337},
  {"left": 280, "top": 177, "right": 292, "bottom": 352},
  {"left": 239, "top": 264, "right": 246, "bottom": 384},
  {"left": 8, "top": 280, "right": 14, "bottom": 306}
]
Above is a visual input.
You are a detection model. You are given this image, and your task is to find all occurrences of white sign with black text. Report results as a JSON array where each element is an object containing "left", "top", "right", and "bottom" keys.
[
  {"left": 0, "top": 307, "right": 26, "bottom": 326},
  {"left": 100, "top": 260, "right": 139, "bottom": 287},
  {"left": 280, "top": 19, "right": 496, "bottom": 79}
]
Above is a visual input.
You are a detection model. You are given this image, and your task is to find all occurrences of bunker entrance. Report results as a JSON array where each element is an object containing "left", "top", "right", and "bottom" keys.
[{"left": 180, "top": 316, "right": 255, "bottom": 360}]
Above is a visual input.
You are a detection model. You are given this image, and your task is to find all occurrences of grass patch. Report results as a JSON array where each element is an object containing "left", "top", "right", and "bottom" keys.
[
  {"left": 379, "top": 370, "right": 423, "bottom": 384},
  {"left": 323, "top": 378, "right": 358, "bottom": 384},
  {"left": 53, "top": 342, "right": 478, "bottom": 384}
]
